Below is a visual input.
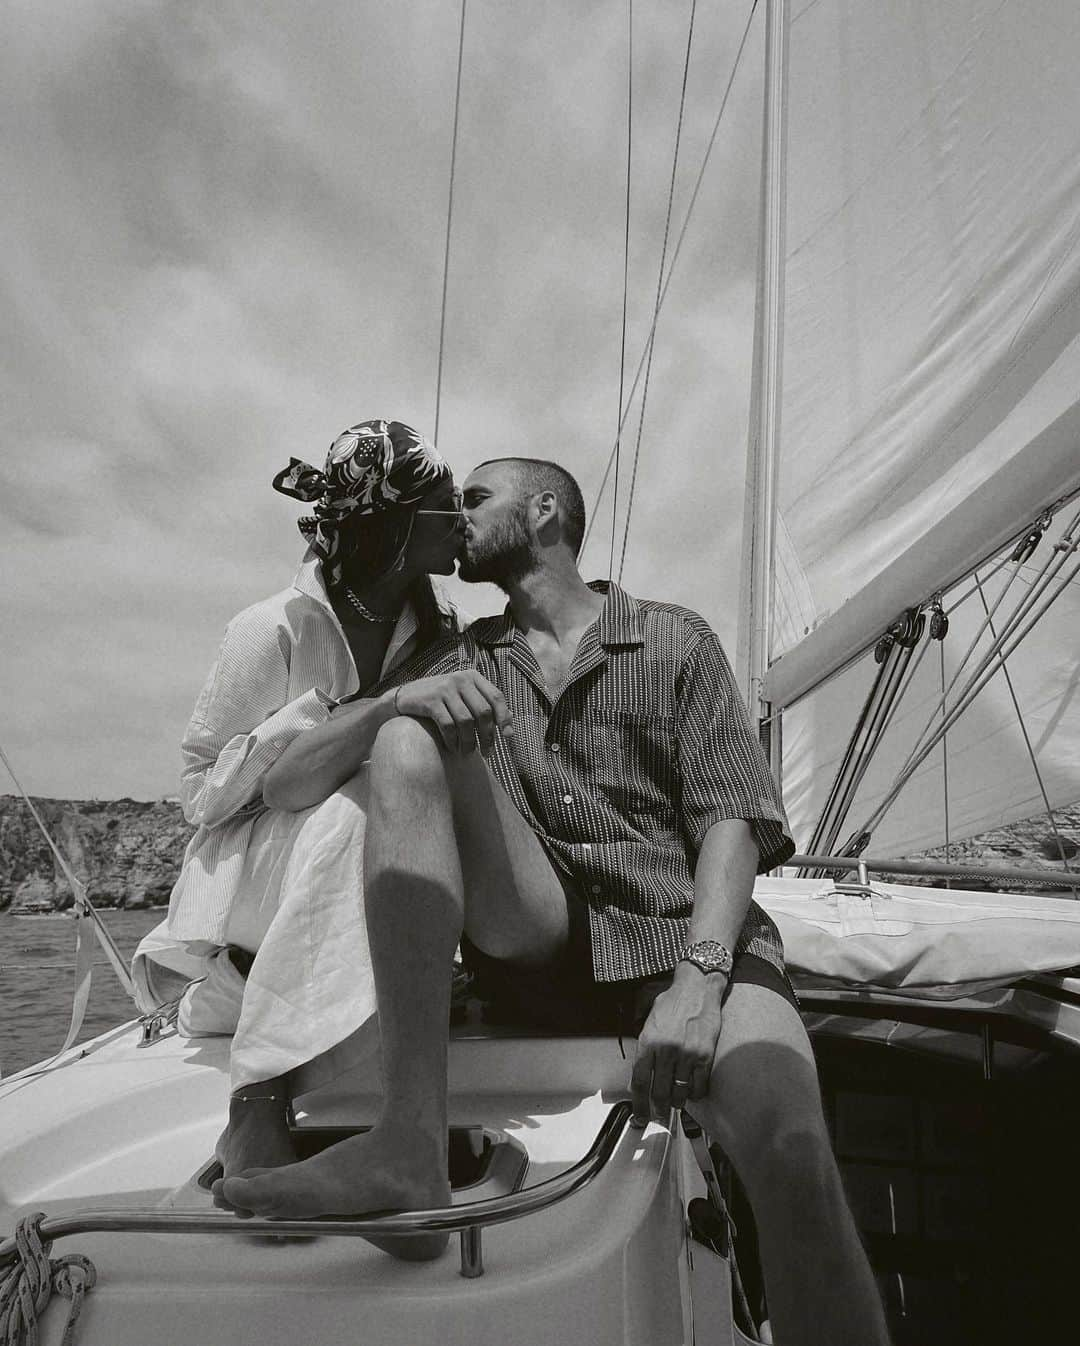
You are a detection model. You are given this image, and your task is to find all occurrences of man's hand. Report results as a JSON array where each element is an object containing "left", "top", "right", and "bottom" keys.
[
  {"left": 630, "top": 968, "right": 727, "bottom": 1125},
  {"left": 394, "top": 670, "right": 514, "bottom": 756}
]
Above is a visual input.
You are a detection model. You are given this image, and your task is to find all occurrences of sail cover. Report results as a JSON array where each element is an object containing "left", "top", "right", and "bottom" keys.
[
  {"left": 755, "top": 875, "right": 1080, "bottom": 998},
  {"left": 762, "top": 0, "right": 1080, "bottom": 852}
]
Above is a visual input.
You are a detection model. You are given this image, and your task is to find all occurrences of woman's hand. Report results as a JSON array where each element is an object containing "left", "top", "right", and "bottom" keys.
[{"left": 394, "top": 670, "right": 514, "bottom": 755}]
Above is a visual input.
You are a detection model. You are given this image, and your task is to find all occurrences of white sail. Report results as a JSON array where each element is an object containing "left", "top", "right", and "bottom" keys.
[{"left": 755, "top": 0, "right": 1080, "bottom": 853}]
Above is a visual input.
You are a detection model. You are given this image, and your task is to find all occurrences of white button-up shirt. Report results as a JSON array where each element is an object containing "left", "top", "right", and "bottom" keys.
[{"left": 166, "top": 551, "right": 465, "bottom": 942}]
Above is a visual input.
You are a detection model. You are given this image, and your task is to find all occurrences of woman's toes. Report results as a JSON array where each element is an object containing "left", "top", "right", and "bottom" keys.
[{"left": 220, "top": 1170, "right": 279, "bottom": 1216}]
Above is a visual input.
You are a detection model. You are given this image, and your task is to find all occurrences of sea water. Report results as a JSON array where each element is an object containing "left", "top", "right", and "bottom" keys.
[{"left": 0, "top": 907, "right": 165, "bottom": 1077}]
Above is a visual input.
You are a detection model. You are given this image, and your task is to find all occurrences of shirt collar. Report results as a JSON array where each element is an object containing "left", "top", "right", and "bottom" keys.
[
  {"left": 589, "top": 579, "right": 645, "bottom": 647},
  {"left": 291, "top": 548, "right": 456, "bottom": 617},
  {"left": 474, "top": 579, "right": 644, "bottom": 649},
  {"left": 292, "top": 548, "right": 333, "bottom": 608},
  {"left": 290, "top": 548, "right": 452, "bottom": 679}
]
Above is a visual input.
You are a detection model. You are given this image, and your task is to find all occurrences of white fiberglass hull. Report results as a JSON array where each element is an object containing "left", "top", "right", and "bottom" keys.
[{"left": 0, "top": 1023, "right": 753, "bottom": 1346}]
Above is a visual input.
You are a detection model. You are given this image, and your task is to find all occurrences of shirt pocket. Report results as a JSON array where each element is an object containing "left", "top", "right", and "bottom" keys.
[{"left": 590, "top": 710, "right": 678, "bottom": 817}]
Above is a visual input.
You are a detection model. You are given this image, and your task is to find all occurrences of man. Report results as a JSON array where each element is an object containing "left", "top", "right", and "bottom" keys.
[{"left": 218, "top": 458, "right": 890, "bottom": 1345}]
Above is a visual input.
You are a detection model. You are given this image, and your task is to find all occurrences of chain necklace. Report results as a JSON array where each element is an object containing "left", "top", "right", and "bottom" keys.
[{"left": 340, "top": 585, "right": 400, "bottom": 624}]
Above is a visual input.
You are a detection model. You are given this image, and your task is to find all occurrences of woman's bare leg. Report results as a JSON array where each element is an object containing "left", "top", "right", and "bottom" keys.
[
  {"left": 216, "top": 1073, "right": 297, "bottom": 1177},
  {"left": 214, "top": 718, "right": 568, "bottom": 1256}
]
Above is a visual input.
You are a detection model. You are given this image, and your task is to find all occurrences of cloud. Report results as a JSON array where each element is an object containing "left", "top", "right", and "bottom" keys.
[{"left": 1, "top": 0, "right": 766, "bottom": 798}]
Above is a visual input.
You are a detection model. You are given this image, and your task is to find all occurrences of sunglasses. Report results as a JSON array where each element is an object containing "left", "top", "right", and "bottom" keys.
[{"left": 414, "top": 488, "right": 465, "bottom": 518}]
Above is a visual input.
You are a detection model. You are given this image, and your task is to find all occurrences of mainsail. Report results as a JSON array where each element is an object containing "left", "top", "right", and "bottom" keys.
[{"left": 744, "top": 0, "right": 1080, "bottom": 856}]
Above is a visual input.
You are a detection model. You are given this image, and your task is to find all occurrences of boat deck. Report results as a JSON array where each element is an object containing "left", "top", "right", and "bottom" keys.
[{"left": 0, "top": 1021, "right": 711, "bottom": 1346}]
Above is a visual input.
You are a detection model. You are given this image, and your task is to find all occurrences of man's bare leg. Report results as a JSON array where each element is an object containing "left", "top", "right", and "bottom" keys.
[
  {"left": 688, "top": 983, "right": 890, "bottom": 1346},
  {"left": 215, "top": 718, "right": 568, "bottom": 1253}
]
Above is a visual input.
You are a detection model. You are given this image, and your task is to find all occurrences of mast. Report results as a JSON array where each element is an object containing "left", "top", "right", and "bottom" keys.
[{"left": 738, "top": 0, "right": 789, "bottom": 779}]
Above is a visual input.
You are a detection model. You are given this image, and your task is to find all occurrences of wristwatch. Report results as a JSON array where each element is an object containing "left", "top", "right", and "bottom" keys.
[{"left": 679, "top": 940, "right": 734, "bottom": 977}]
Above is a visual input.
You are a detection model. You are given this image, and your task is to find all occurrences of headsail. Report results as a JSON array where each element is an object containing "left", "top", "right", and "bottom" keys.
[{"left": 747, "top": 0, "right": 1080, "bottom": 854}]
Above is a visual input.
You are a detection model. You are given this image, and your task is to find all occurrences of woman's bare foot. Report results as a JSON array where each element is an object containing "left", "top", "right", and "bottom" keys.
[
  {"left": 215, "top": 1092, "right": 297, "bottom": 1179},
  {"left": 211, "top": 1124, "right": 451, "bottom": 1261}
]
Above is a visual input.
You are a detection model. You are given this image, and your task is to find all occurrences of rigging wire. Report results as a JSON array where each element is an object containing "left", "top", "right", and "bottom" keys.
[
  {"left": 861, "top": 618, "right": 934, "bottom": 763},
  {"left": 610, "top": 0, "right": 634, "bottom": 581},
  {"left": 855, "top": 518, "right": 1080, "bottom": 841},
  {"left": 894, "top": 559, "right": 1030, "bottom": 780},
  {"left": 972, "top": 573, "right": 1075, "bottom": 875},
  {"left": 789, "top": 490, "right": 1080, "bottom": 710},
  {"left": 942, "top": 545, "right": 1019, "bottom": 612},
  {"left": 618, "top": 0, "right": 698, "bottom": 584},
  {"left": 582, "top": 0, "right": 761, "bottom": 554},
  {"left": 883, "top": 503, "right": 1075, "bottom": 796},
  {"left": 940, "top": 639, "right": 952, "bottom": 884},
  {"left": 433, "top": 0, "right": 468, "bottom": 447},
  {"left": 0, "top": 742, "right": 133, "bottom": 999},
  {"left": 805, "top": 630, "right": 922, "bottom": 862},
  {"left": 0, "top": 740, "right": 138, "bottom": 1082}
]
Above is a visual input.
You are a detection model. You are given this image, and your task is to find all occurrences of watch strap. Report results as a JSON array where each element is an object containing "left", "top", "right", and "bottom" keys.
[{"left": 679, "top": 939, "right": 734, "bottom": 976}]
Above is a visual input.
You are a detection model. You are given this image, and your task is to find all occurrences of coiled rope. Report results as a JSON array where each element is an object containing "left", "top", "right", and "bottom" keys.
[{"left": 0, "top": 1214, "right": 96, "bottom": 1346}]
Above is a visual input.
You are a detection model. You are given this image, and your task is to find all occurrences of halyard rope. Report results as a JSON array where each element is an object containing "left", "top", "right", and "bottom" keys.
[
  {"left": 433, "top": 0, "right": 467, "bottom": 446},
  {"left": 0, "top": 1214, "right": 96, "bottom": 1346},
  {"left": 618, "top": 0, "right": 698, "bottom": 584},
  {"left": 610, "top": 0, "right": 633, "bottom": 581},
  {"left": 583, "top": 0, "right": 762, "bottom": 555}
]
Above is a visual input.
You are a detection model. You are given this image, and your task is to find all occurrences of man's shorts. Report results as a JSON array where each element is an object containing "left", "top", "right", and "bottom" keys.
[{"left": 461, "top": 887, "right": 799, "bottom": 1037}]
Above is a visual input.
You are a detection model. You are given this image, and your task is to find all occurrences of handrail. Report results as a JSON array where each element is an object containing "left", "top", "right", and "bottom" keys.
[
  {"left": 0, "top": 1101, "right": 635, "bottom": 1280},
  {"left": 789, "top": 853, "right": 1079, "bottom": 890}
]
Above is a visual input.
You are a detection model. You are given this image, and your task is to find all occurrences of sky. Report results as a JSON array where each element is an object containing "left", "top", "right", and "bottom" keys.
[{"left": 1, "top": 0, "right": 768, "bottom": 801}]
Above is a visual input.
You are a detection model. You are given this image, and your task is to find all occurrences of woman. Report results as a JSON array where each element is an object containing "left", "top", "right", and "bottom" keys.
[{"left": 134, "top": 418, "right": 468, "bottom": 1177}]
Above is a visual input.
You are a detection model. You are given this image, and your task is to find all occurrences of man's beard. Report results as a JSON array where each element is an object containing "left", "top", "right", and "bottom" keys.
[{"left": 458, "top": 503, "right": 539, "bottom": 589}]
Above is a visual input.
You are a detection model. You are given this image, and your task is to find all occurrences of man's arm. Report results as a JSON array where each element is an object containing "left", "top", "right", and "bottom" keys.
[
  {"left": 263, "top": 628, "right": 513, "bottom": 813},
  {"left": 630, "top": 618, "right": 795, "bottom": 1124},
  {"left": 630, "top": 818, "right": 757, "bottom": 1124}
]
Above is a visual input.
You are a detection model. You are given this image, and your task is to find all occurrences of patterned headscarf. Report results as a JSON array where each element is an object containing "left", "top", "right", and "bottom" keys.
[{"left": 272, "top": 419, "right": 450, "bottom": 585}]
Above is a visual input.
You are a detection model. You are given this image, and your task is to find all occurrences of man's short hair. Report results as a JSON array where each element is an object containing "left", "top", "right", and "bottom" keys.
[{"left": 476, "top": 458, "right": 587, "bottom": 557}]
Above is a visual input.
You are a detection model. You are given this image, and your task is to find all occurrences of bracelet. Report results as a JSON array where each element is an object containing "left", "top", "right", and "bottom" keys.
[{"left": 393, "top": 686, "right": 403, "bottom": 715}]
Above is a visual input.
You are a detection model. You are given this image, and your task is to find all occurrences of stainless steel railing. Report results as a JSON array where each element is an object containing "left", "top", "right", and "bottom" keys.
[{"left": 0, "top": 1101, "right": 634, "bottom": 1279}]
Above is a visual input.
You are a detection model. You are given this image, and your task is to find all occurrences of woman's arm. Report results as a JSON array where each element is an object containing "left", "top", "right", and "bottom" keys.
[
  {"left": 263, "top": 667, "right": 514, "bottom": 811},
  {"left": 261, "top": 692, "right": 397, "bottom": 811},
  {"left": 180, "top": 607, "right": 338, "bottom": 828}
]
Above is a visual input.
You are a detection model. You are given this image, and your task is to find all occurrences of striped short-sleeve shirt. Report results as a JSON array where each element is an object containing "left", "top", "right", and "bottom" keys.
[{"left": 374, "top": 581, "right": 795, "bottom": 983}]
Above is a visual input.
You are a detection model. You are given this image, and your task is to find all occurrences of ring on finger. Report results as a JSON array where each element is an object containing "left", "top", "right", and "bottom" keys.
[{"left": 670, "top": 1077, "right": 692, "bottom": 1111}]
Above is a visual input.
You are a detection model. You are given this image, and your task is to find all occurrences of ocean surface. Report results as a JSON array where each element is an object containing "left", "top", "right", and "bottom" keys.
[{"left": 0, "top": 907, "right": 165, "bottom": 1077}]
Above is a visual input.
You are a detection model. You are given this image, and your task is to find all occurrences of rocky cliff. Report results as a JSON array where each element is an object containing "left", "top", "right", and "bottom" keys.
[
  {"left": 0, "top": 795, "right": 194, "bottom": 912},
  {"left": 1, "top": 793, "right": 1077, "bottom": 913},
  {"left": 901, "top": 802, "right": 1080, "bottom": 891}
]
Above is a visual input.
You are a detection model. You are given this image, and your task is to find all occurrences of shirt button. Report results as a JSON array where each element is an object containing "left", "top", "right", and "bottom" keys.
[
  {"left": 591, "top": 884, "right": 602, "bottom": 895},
  {"left": 562, "top": 794, "right": 573, "bottom": 804},
  {"left": 549, "top": 742, "right": 561, "bottom": 753}
]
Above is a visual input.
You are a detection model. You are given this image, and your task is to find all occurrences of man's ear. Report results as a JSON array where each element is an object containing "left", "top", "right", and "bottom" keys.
[{"left": 534, "top": 489, "right": 560, "bottom": 533}]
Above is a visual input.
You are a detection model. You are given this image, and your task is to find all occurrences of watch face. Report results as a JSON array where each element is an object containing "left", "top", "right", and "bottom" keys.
[{"left": 685, "top": 941, "right": 733, "bottom": 974}]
